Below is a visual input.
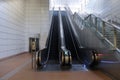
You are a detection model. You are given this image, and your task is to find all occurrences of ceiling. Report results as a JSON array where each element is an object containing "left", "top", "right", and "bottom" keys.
[{"left": 49, "top": 0, "right": 89, "bottom": 12}]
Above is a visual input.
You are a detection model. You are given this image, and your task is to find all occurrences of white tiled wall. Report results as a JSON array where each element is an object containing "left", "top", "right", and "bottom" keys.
[
  {"left": 0, "top": 0, "right": 25, "bottom": 59},
  {"left": 0, "top": 0, "right": 49, "bottom": 59},
  {"left": 25, "top": 0, "right": 49, "bottom": 51},
  {"left": 86, "top": 0, "right": 120, "bottom": 22}
]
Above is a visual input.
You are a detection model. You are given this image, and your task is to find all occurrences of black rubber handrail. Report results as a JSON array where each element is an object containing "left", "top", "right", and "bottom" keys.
[
  {"left": 44, "top": 14, "right": 55, "bottom": 64},
  {"left": 35, "top": 9, "right": 55, "bottom": 68},
  {"left": 64, "top": 11, "right": 82, "bottom": 63}
]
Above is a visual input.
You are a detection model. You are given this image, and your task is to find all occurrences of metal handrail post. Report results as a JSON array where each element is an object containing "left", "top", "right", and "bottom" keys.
[
  {"left": 113, "top": 28, "right": 117, "bottom": 49},
  {"left": 95, "top": 17, "right": 98, "bottom": 31},
  {"left": 102, "top": 21, "right": 105, "bottom": 38}
]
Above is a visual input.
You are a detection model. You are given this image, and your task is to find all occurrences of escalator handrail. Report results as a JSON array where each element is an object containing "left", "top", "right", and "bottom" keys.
[
  {"left": 36, "top": 8, "right": 55, "bottom": 66},
  {"left": 59, "top": 8, "right": 71, "bottom": 63},
  {"left": 64, "top": 11, "right": 82, "bottom": 62},
  {"left": 59, "top": 8, "right": 69, "bottom": 51},
  {"left": 45, "top": 7, "right": 54, "bottom": 47},
  {"left": 44, "top": 13, "right": 55, "bottom": 65},
  {"left": 65, "top": 7, "right": 83, "bottom": 48}
]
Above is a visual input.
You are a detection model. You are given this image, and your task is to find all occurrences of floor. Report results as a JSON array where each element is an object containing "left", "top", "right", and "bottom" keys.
[
  {"left": 0, "top": 53, "right": 31, "bottom": 78},
  {"left": 0, "top": 53, "right": 112, "bottom": 80},
  {"left": 98, "top": 51, "right": 120, "bottom": 80}
]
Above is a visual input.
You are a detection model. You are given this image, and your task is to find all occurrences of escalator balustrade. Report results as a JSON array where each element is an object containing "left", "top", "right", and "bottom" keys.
[{"left": 58, "top": 9, "right": 72, "bottom": 67}]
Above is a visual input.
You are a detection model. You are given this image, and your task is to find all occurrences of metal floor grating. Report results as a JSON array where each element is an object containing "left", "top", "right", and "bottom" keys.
[{"left": 38, "top": 64, "right": 88, "bottom": 71}]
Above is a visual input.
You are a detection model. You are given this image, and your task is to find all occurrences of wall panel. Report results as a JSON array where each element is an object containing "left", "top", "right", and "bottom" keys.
[
  {"left": 0, "top": 0, "right": 25, "bottom": 59},
  {"left": 25, "top": 0, "right": 49, "bottom": 50},
  {"left": 86, "top": 0, "right": 120, "bottom": 23}
]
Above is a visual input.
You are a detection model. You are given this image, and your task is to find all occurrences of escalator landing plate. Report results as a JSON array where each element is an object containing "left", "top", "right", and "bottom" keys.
[{"left": 39, "top": 64, "right": 88, "bottom": 71}]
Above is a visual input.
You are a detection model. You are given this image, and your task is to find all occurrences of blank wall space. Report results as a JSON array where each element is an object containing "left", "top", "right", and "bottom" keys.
[
  {"left": 25, "top": 0, "right": 49, "bottom": 50},
  {"left": 86, "top": 0, "right": 120, "bottom": 22},
  {"left": 0, "top": 0, "right": 25, "bottom": 59},
  {"left": 0, "top": 0, "right": 50, "bottom": 58}
]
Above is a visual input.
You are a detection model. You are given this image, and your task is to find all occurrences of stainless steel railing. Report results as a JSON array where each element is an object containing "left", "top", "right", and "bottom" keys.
[
  {"left": 73, "top": 13, "right": 120, "bottom": 52},
  {"left": 64, "top": 7, "right": 101, "bottom": 66}
]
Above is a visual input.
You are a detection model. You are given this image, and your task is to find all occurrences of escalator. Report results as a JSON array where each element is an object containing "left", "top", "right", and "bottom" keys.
[
  {"left": 71, "top": 11, "right": 120, "bottom": 79},
  {"left": 61, "top": 11, "right": 81, "bottom": 64},
  {"left": 35, "top": 11, "right": 59, "bottom": 69},
  {"left": 47, "top": 11, "right": 59, "bottom": 64},
  {"left": 61, "top": 11, "right": 100, "bottom": 67},
  {"left": 35, "top": 10, "right": 99, "bottom": 70},
  {"left": 35, "top": 10, "right": 72, "bottom": 70}
]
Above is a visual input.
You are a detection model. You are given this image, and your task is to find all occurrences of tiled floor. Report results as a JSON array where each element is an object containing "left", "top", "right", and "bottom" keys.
[
  {"left": 0, "top": 53, "right": 31, "bottom": 77},
  {"left": 8, "top": 64, "right": 112, "bottom": 80},
  {"left": 0, "top": 53, "right": 112, "bottom": 80}
]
